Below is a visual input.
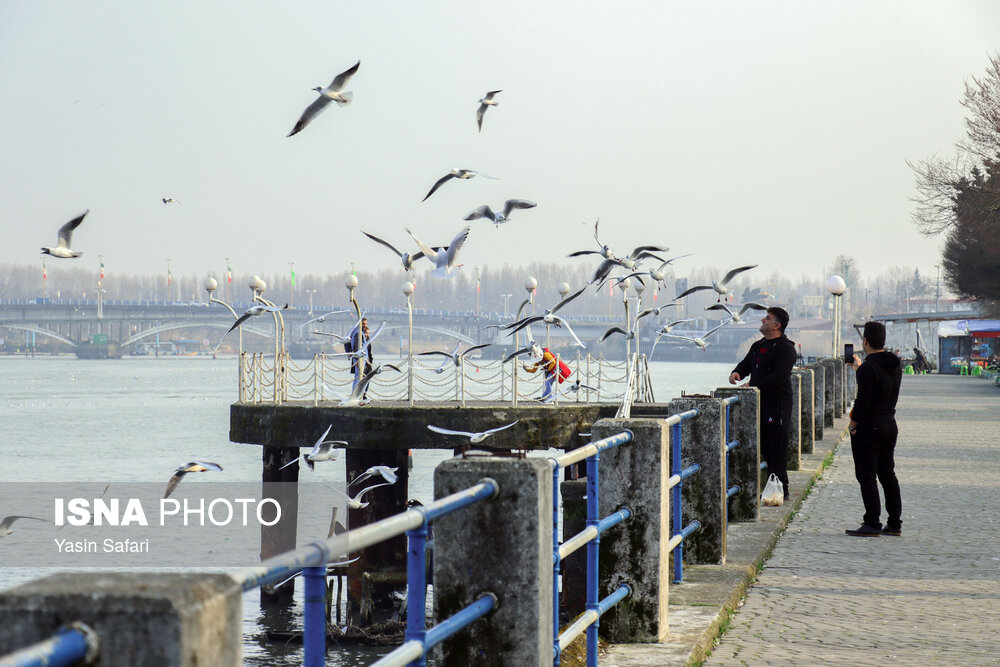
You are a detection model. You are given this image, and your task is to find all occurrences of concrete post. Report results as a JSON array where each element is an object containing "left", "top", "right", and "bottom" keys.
[
  {"left": 0, "top": 573, "right": 242, "bottom": 666},
  {"left": 794, "top": 368, "right": 815, "bottom": 454},
  {"left": 819, "top": 360, "right": 836, "bottom": 428},
  {"left": 786, "top": 372, "right": 802, "bottom": 471},
  {"left": 434, "top": 456, "right": 551, "bottom": 666},
  {"left": 591, "top": 418, "right": 671, "bottom": 642},
  {"left": 261, "top": 444, "right": 299, "bottom": 603},
  {"left": 806, "top": 363, "right": 825, "bottom": 441},
  {"left": 665, "top": 398, "right": 726, "bottom": 565},
  {"left": 845, "top": 363, "right": 856, "bottom": 412},
  {"left": 713, "top": 387, "right": 760, "bottom": 522},
  {"left": 830, "top": 356, "right": 844, "bottom": 417}
]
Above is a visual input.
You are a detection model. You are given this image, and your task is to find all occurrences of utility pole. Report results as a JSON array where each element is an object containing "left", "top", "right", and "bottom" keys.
[{"left": 166, "top": 258, "right": 172, "bottom": 303}]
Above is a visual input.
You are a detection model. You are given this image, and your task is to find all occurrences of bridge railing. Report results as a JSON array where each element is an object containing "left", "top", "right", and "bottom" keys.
[{"left": 239, "top": 351, "right": 632, "bottom": 406}]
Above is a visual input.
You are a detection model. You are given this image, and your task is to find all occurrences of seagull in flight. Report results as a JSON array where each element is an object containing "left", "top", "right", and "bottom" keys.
[
  {"left": 503, "top": 286, "right": 587, "bottom": 348},
  {"left": 287, "top": 60, "right": 360, "bottom": 137},
  {"left": 163, "top": 461, "right": 223, "bottom": 499},
  {"left": 568, "top": 218, "right": 616, "bottom": 260},
  {"left": 361, "top": 231, "right": 427, "bottom": 271},
  {"left": 427, "top": 419, "right": 519, "bottom": 444},
  {"left": 600, "top": 323, "right": 641, "bottom": 343},
  {"left": 278, "top": 425, "right": 346, "bottom": 471},
  {"left": 418, "top": 342, "right": 492, "bottom": 373},
  {"left": 543, "top": 378, "right": 600, "bottom": 403},
  {"left": 162, "top": 197, "right": 182, "bottom": 205},
  {"left": 676, "top": 265, "right": 757, "bottom": 302},
  {"left": 406, "top": 226, "right": 470, "bottom": 278},
  {"left": 41, "top": 210, "right": 88, "bottom": 259},
  {"left": 338, "top": 362, "right": 401, "bottom": 406},
  {"left": 617, "top": 245, "right": 669, "bottom": 271},
  {"left": 0, "top": 515, "right": 45, "bottom": 538},
  {"left": 350, "top": 465, "right": 399, "bottom": 488},
  {"left": 665, "top": 323, "right": 727, "bottom": 351},
  {"left": 299, "top": 308, "right": 352, "bottom": 331},
  {"left": 463, "top": 199, "right": 536, "bottom": 226},
  {"left": 647, "top": 254, "right": 693, "bottom": 289},
  {"left": 216, "top": 303, "right": 289, "bottom": 348},
  {"left": 502, "top": 339, "right": 544, "bottom": 363},
  {"left": 331, "top": 319, "right": 385, "bottom": 364},
  {"left": 331, "top": 482, "right": 395, "bottom": 510},
  {"left": 705, "top": 301, "right": 768, "bottom": 324},
  {"left": 476, "top": 89, "right": 502, "bottom": 131},
  {"left": 421, "top": 169, "right": 498, "bottom": 202},
  {"left": 634, "top": 304, "right": 681, "bottom": 323},
  {"left": 649, "top": 319, "right": 698, "bottom": 358}
]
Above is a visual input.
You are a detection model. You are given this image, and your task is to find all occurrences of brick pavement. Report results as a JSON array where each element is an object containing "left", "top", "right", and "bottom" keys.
[{"left": 706, "top": 375, "right": 1000, "bottom": 666}]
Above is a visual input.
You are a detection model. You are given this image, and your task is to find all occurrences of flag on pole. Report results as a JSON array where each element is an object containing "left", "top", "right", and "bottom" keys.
[
  {"left": 168, "top": 271, "right": 172, "bottom": 285},
  {"left": 291, "top": 268, "right": 296, "bottom": 287},
  {"left": 42, "top": 262, "right": 46, "bottom": 280},
  {"left": 226, "top": 262, "right": 232, "bottom": 283},
  {"left": 100, "top": 261, "right": 105, "bottom": 280}
]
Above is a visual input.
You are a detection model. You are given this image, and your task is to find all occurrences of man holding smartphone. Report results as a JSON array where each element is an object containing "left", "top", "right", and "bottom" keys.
[
  {"left": 845, "top": 321, "right": 903, "bottom": 537},
  {"left": 729, "top": 306, "right": 797, "bottom": 501}
]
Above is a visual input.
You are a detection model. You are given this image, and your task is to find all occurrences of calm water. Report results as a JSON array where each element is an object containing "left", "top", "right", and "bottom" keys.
[{"left": 0, "top": 355, "right": 733, "bottom": 664}]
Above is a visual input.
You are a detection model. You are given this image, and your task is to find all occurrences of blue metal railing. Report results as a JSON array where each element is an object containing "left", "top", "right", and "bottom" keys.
[
  {"left": 0, "top": 623, "right": 98, "bottom": 667},
  {"left": 550, "top": 429, "right": 634, "bottom": 667},
  {"left": 720, "top": 395, "right": 742, "bottom": 519},
  {"left": 667, "top": 409, "right": 702, "bottom": 583},
  {"left": 231, "top": 479, "right": 498, "bottom": 667}
]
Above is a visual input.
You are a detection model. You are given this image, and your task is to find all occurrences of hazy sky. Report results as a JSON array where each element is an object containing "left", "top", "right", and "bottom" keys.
[{"left": 3, "top": 1, "right": 998, "bottom": 289}]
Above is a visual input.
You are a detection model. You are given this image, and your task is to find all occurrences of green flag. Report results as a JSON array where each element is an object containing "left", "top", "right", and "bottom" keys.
[{"left": 291, "top": 269, "right": 296, "bottom": 287}]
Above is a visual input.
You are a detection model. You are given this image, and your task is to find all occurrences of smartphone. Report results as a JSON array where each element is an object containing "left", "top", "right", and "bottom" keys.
[{"left": 844, "top": 343, "right": 854, "bottom": 364}]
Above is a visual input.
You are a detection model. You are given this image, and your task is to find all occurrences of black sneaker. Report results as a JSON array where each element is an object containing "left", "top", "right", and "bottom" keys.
[
  {"left": 845, "top": 524, "right": 881, "bottom": 537},
  {"left": 882, "top": 526, "right": 902, "bottom": 537}
]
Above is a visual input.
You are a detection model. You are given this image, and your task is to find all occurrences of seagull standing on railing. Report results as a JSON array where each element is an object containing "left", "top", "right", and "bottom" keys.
[
  {"left": 0, "top": 515, "right": 45, "bottom": 538},
  {"left": 427, "top": 419, "right": 519, "bottom": 444},
  {"left": 279, "top": 425, "right": 346, "bottom": 471},
  {"left": 675, "top": 265, "right": 757, "bottom": 302},
  {"left": 418, "top": 342, "right": 492, "bottom": 373}
]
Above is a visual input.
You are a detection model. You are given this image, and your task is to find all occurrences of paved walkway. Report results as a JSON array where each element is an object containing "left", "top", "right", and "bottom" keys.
[{"left": 706, "top": 375, "right": 1000, "bottom": 665}]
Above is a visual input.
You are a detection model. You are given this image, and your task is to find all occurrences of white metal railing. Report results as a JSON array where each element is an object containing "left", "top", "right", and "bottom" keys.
[{"left": 238, "top": 352, "right": 635, "bottom": 406}]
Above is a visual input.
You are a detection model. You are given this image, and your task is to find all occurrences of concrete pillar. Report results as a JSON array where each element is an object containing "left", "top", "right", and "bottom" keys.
[
  {"left": 591, "top": 418, "right": 671, "bottom": 642},
  {"left": 434, "top": 456, "right": 551, "bottom": 666},
  {"left": 819, "top": 360, "right": 836, "bottom": 428},
  {"left": 845, "top": 363, "right": 856, "bottom": 412},
  {"left": 786, "top": 373, "right": 802, "bottom": 471},
  {"left": 795, "top": 368, "right": 815, "bottom": 454},
  {"left": 0, "top": 573, "right": 242, "bottom": 666},
  {"left": 713, "top": 387, "right": 760, "bottom": 522},
  {"left": 806, "top": 363, "right": 825, "bottom": 441},
  {"left": 830, "top": 357, "right": 844, "bottom": 417},
  {"left": 260, "top": 444, "right": 299, "bottom": 604},
  {"left": 559, "top": 479, "right": 587, "bottom": 617},
  {"left": 665, "top": 398, "right": 726, "bottom": 565}
]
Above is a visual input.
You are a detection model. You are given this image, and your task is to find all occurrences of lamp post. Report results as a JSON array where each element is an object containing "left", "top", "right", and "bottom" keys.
[
  {"left": 166, "top": 258, "right": 172, "bottom": 303},
  {"left": 404, "top": 281, "right": 415, "bottom": 406},
  {"left": 346, "top": 273, "right": 360, "bottom": 320},
  {"left": 206, "top": 277, "right": 243, "bottom": 398},
  {"left": 618, "top": 277, "right": 632, "bottom": 359},
  {"left": 826, "top": 275, "right": 847, "bottom": 358}
]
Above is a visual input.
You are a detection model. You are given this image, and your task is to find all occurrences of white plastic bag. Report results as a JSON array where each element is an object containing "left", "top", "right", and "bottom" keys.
[{"left": 761, "top": 473, "right": 784, "bottom": 506}]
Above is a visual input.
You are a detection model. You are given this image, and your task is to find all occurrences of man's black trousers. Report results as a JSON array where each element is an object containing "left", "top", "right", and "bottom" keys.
[
  {"left": 850, "top": 416, "right": 902, "bottom": 531},
  {"left": 761, "top": 397, "right": 791, "bottom": 498}
]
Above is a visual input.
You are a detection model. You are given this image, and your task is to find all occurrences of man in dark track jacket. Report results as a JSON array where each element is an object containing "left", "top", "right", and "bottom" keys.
[
  {"left": 845, "top": 321, "right": 903, "bottom": 537},
  {"left": 729, "top": 306, "right": 797, "bottom": 500}
]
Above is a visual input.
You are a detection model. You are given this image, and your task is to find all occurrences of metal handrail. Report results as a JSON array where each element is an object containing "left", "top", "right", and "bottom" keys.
[
  {"left": 0, "top": 622, "right": 99, "bottom": 667},
  {"left": 669, "top": 409, "right": 702, "bottom": 584}
]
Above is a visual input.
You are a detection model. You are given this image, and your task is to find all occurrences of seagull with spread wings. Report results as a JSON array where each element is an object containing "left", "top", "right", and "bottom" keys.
[
  {"left": 163, "top": 461, "right": 223, "bottom": 499},
  {"left": 216, "top": 303, "right": 289, "bottom": 348},
  {"left": 421, "top": 169, "right": 498, "bottom": 202},
  {"left": 418, "top": 342, "right": 492, "bottom": 373},
  {"left": 676, "top": 265, "right": 758, "bottom": 302},
  {"left": 361, "top": 231, "right": 427, "bottom": 271},
  {"left": 288, "top": 60, "right": 360, "bottom": 137},
  {"left": 427, "top": 419, "right": 519, "bottom": 444},
  {"left": 649, "top": 319, "right": 698, "bottom": 359},
  {"left": 279, "top": 425, "right": 345, "bottom": 471},
  {"left": 298, "top": 308, "right": 352, "bottom": 331},
  {"left": 665, "top": 323, "right": 727, "bottom": 351},
  {"left": 406, "top": 226, "right": 470, "bottom": 278},
  {"left": 337, "top": 363, "right": 401, "bottom": 406},
  {"left": 463, "top": 199, "right": 536, "bottom": 226},
  {"left": 567, "top": 218, "right": 616, "bottom": 260},
  {"left": 41, "top": 210, "right": 89, "bottom": 259},
  {"left": 705, "top": 301, "right": 768, "bottom": 324},
  {"left": 503, "top": 286, "right": 588, "bottom": 348},
  {"left": 0, "top": 515, "right": 45, "bottom": 538},
  {"left": 476, "top": 89, "right": 502, "bottom": 131}
]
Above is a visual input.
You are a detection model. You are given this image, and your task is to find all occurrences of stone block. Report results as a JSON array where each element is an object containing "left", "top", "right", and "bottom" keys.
[
  {"left": 795, "top": 368, "right": 815, "bottom": 454},
  {"left": 713, "top": 387, "right": 760, "bottom": 523},
  {"left": 806, "top": 363, "right": 825, "bottom": 441},
  {"left": 819, "top": 360, "right": 836, "bottom": 428},
  {"left": 786, "top": 372, "right": 802, "bottom": 471}
]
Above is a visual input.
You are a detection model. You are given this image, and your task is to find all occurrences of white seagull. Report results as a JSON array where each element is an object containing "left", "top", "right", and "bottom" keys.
[
  {"left": 476, "top": 89, "right": 502, "bottom": 131},
  {"left": 676, "top": 265, "right": 758, "bottom": 302},
  {"left": 421, "top": 169, "right": 498, "bottom": 202},
  {"left": 705, "top": 301, "right": 768, "bottom": 324},
  {"left": 338, "top": 363, "right": 402, "bottom": 406},
  {"left": 463, "top": 199, "right": 536, "bottom": 226},
  {"left": 299, "top": 308, "right": 352, "bottom": 331},
  {"left": 665, "top": 323, "right": 727, "bottom": 351},
  {"left": 350, "top": 465, "right": 399, "bottom": 488},
  {"left": 279, "top": 425, "right": 346, "bottom": 471},
  {"left": 162, "top": 197, "right": 182, "bottom": 205},
  {"left": 503, "top": 286, "right": 587, "bottom": 348},
  {"left": 163, "top": 461, "right": 223, "bottom": 499},
  {"left": 331, "top": 482, "right": 395, "bottom": 510},
  {"left": 502, "top": 339, "right": 544, "bottom": 363},
  {"left": 543, "top": 378, "right": 600, "bottom": 403},
  {"left": 406, "top": 226, "right": 470, "bottom": 278},
  {"left": 331, "top": 319, "right": 384, "bottom": 364},
  {"left": 418, "top": 342, "right": 492, "bottom": 374},
  {"left": 287, "top": 60, "right": 360, "bottom": 137},
  {"left": 0, "top": 515, "right": 45, "bottom": 538},
  {"left": 41, "top": 210, "right": 89, "bottom": 259},
  {"left": 427, "top": 419, "right": 519, "bottom": 444},
  {"left": 649, "top": 319, "right": 698, "bottom": 358},
  {"left": 634, "top": 304, "right": 681, "bottom": 323},
  {"left": 216, "top": 303, "right": 289, "bottom": 348},
  {"left": 568, "top": 219, "right": 616, "bottom": 260},
  {"left": 647, "top": 254, "right": 694, "bottom": 289},
  {"left": 361, "top": 231, "right": 427, "bottom": 271},
  {"left": 617, "top": 245, "right": 669, "bottom": 271}
]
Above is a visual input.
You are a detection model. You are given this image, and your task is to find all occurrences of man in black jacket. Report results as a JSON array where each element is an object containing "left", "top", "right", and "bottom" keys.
[
  {"left": 729, "top": 306, "right": 797, "bottom": 500},
  {"left": 845, "top": 321, "right": 903, "bottom": 537}
]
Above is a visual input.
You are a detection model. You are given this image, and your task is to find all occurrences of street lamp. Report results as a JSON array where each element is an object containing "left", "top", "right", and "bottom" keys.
[
  {"left": 826, "top": 275, "right": 847, "bottom": 358},
  {"left": 205, "top": 276, "right": 242, "bottom": 375},
  {"left": 345, "top": 273, "right": 360, "bottom": 320},
  {"left": 404, "top": 281, "right": 415, "bottom": 406}
]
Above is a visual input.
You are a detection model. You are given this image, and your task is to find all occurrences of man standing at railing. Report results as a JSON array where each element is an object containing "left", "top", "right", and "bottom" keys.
[
  {"left": 729, "top": 306, "right": 796, "bottom": 501},
  {"left": 845, "top": 321, "right": 903, "bottom": 537}
]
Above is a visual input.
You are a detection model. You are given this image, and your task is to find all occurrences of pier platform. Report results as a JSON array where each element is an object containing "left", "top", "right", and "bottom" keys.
[{"left": 605, "top": 373, "right": 1000, "bottom": 666}]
